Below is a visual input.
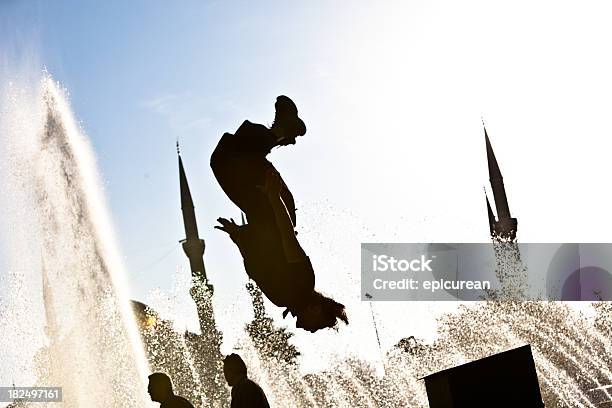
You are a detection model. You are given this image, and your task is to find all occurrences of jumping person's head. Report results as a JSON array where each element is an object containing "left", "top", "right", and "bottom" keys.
[
  {"left": 271, "top": 95, "right": 306, "bottom": 146},
  {"left": 147, "top": 372, "right": 174, "bottom": 403},
  {"left": 223, "top": 353, "right": 248, "bottom": 386},
  {"left": 295, "top": 292, "right": 349, "bottom": 333}
]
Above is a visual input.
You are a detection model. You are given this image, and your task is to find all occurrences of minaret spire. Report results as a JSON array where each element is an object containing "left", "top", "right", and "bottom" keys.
[
  {"left": 176, "top": 146, "right": 227, "bottom": 405},
  {"left": 484, "top": 126, "right": 517, "bottom": 240},
  {"left": 178, "top": 149, "right": 209, "bottom": 287}
]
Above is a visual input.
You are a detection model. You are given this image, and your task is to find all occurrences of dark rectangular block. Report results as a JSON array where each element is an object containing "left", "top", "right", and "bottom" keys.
[{"left": 423, "top": 345, "right": 544, "bottom": 407}]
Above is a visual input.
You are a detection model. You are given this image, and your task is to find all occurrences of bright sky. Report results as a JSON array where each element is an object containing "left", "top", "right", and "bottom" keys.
[{"left": 2, "top": 0, "right": 612, "bottom": 373}]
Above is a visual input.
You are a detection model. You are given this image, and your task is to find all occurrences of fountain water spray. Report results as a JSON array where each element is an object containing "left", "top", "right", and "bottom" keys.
[{"left": 0, "top": 74, "right": 152, "bottom": 407}]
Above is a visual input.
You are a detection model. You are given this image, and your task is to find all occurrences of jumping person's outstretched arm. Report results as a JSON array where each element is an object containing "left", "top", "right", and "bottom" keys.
[{"left": 260, "top": 171, "right": 304, "bottom": 263}]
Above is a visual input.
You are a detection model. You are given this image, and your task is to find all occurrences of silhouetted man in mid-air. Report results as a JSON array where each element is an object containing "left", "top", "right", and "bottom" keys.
[
  {"left": 210, "top": 95, "right": 303, "bottom": 228},
  {"left": 211, "top": 96, "right": 348, "bottom": 332},
  {"left": 148, "top": 372, "right": 195, "bottom": 408},
  {"left": 223, "top": 353, "right": 270, "bottom": 408}
]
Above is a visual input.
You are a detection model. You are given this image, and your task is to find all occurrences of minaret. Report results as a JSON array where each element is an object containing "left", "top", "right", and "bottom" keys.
[
  {"left": 178, "top": 144, "right": 212, "bottom": 291},
  {"left": 484, "top": 126, "right": 517, "bottom": 241},
  {"left": 177, "top": 144, "right": 228, "bottom": 407}
]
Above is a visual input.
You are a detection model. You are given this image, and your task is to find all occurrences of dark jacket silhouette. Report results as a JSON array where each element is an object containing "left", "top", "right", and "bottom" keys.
[
  {"left": 224, "top": 353, "right": 270, "bottom": 408},
  {"left": 160, "top": 395, "right": 195, "bottom": 408},
  {"left": 231, "top": 376, "right": 270, "bottom": 408},
  {"left": 148, "top": 372, "right": 195, "bottom": 408}
]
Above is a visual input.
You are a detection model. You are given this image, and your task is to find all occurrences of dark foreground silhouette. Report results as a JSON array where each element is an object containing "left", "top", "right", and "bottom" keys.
[
  {"left": 211, "top": 95, "right": 347, "bottom": 332},
  {"left": 423, "top": 345, "right": 544, "bottom": 407},
  {"left": 148, "top": 372, "right": 195, "bottom": 408},
  {"left": 224, "top": 353, "right": 270, "bottom": 408}
]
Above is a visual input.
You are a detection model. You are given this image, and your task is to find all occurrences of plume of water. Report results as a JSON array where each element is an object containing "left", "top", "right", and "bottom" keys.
[{"left": 0, "top": 75, "right": 152, "bottom": 407}]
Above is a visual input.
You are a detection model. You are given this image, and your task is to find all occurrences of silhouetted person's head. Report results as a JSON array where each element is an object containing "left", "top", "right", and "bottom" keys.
[
  {"left": 148, "top": 372, "right": 174, "bottom": 403},
  {"left": 296, "top": 291, "right": 348, "bottom": 333},
  {"left": 223, "top": 353, "right": 248, "bottom": 386},
  {"left": 271, "top": 95, "right": 306, "bottom": 146}
]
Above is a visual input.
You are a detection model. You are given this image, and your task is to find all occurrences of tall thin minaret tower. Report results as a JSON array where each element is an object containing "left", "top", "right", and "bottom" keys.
[
  {"left": 484, "top": 126, "right": 518, "bottom": 241},
  {"left": 178, "top": 143, "right": 212, "bottom": 291},
  {"left": 177, "top": 144, "right": 227, "bottom": 407}
]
